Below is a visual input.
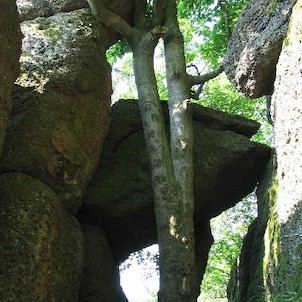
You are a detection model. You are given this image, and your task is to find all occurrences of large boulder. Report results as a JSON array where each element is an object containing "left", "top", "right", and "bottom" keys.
[
  {"left": 1, "top": 9, "right": 112, "bottom": 213},
  {"left": 78, "top": 100, "right": 271, "bottom": 262},
  {"left": 79, "top": 224, "right": 128, "bottom": 302},
  {"left": 269, "top": 0, "right": 302, "bottom": 295},
  {"left": 0, "top": 0, "right": 22, "bottom": 156},
  {"left": 17, "top": 0, "right": 134, "bottom": 24},
  {"left": 0, "top": 173, "right": 82, "bottom": 301},
  {"left": 224, "top": 0, "right": 297, "bottom": 98},
  {"left": 228, "top": 2, "right": 302, "bottom": 300}
]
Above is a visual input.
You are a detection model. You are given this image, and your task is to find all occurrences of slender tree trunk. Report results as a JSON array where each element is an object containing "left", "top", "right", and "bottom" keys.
[
  {"left": 86, "top": 1, "right": 202, "bottom": 300},
  {"left": 131, "top": 29, "right": 197, "bottom": 302},
  {"left": 156, "top": 1, "right": 197, "bottom": 301}
]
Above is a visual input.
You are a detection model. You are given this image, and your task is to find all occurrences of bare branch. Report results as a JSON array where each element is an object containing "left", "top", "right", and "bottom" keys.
[
  {"left": 87, "top": 0, "right": 136, "bottom": 39},
  {"left": 162, "top": 0, "right": 178, "bottom": 28},
  {"left": 189, "top": 65, "right": 224, "bottom": 99},
  {"left": 189, "top": 65, "right": 224, "bottom": 87},
  {"left": 134, "top": 0, "right": 147, "bottom": 30},
  {"left": 152, "top": 0, "right": 166, "bottom": 26}
]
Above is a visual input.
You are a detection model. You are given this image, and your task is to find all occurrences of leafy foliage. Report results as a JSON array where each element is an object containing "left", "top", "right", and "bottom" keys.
[
  {"left": 200, "top": 194, "right": 258, "bottom": 300},
  {"left": 178, "top": 0, "right": 248, "bottom": 67},
  {"left": 106, "top": 40, "right": 131, "bottom": 64}
]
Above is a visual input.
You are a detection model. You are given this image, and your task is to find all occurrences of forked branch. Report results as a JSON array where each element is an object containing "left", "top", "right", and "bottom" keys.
[{"left": 87, "top": 0, "right": 136, "bottom": 40}]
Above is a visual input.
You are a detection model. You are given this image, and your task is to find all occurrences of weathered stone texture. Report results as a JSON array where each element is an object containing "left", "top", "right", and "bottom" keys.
[
  {"left": 0, "top": 1, "right": 22, "bottom": 156},
  {"left": 0, "top": 173, "right": 82, "bottom": 302},
  {"left": 79, "top": 225, "right": 128, "bottom": 302},
  {"left": 17, "top": 0, "right": 133, "bottom": 23},
  {"left": 1, "top": 10, "right": 112, "bottom": 213},
  {"left": 228, "top": 2, "right": 302, "bottom": 300},
  {"left": 270, "top": 0, "right": 302, "bottom": 294},
  {"left": 224, "top": 0, "right": 297, "bottom": 98},
  {"left": 227, "top": 161, "right": 274, "bottom": 302},
  {"left": 78, "top": 100, "right": 271, "bottom": 262}
]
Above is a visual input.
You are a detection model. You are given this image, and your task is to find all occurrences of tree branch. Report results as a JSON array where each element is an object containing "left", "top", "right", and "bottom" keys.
[
  {"left": 189, "top": 65, "right": 224, "bottom": 87},
  {"left": 189, "top": 65, "right": 224, "bottom": 99},
  {"left": 134, "top": 0, "right": 147, "bottom": 30},
  {"left": 152, "top": 0, "right": 166, "bottom": 26},
  {"left": 87, "top": 0, "right": 136, "bottom": 40},
  {"left": 162, "top": 0, "right": 178, "bottom": 28}
]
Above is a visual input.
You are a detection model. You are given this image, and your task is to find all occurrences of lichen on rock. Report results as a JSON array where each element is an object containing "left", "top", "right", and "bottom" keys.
[
  {"left": 0, "top": 173, "right": 83, "bottom": 301},
  {"left": 224, "top": 0, "right": 297, "bottom": 98},
  {"left": 1, "top": 9, "right": 112, "bottom": 213}
]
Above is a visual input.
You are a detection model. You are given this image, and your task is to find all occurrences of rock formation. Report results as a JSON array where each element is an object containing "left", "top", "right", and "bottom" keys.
[
  {"left": 226, "top": 0, "right": 302, "bottom": 301},
  {"left": 266, "top": 0, "right": 302, "bottom": 297},
  {"left": 224, "top": 0, "right": 297, "bottom": 98},
  {"left": 0, "top": 173, "right": 82, "bottom": 301},
  {"left": 1, "top": 9, "right": 113, "bottom": 213},
  {"left": 5, "top": 0, "right": 299, "bottom": 301},
  {"left": 78, "top": 100, "right": 270, "bottom": 262}
]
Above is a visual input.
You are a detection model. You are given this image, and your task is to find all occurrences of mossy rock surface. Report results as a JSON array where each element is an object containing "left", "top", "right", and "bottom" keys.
[
  {"left": 0, "top": 172, "right": 82, "bottom": 302},
  {"left": 0, "top": 0, "right": 22, "bottom": 156},
  {"left": 270, "top": 0, "right": 302, "bottom": 297},
  {"left": 1, "top": 9, "right": 112, "bottom": 212}
]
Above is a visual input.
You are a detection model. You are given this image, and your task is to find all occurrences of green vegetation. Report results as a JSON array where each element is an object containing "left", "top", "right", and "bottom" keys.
[{"left": 200, "top": 195, "right": 258, "bottom": 301}]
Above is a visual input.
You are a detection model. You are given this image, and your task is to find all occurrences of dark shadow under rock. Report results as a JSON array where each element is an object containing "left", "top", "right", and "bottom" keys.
[
  {"left": 0, "top": 0, "right": 22, "bottom": 156},
  {"left": 78, "top": 100, "right": 271, "bottom": 262}
]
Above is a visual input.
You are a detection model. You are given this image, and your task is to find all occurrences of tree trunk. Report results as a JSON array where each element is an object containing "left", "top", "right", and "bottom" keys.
[
  {"left": 157, "top": 1, "right": 197, "bottom": 301},
  {"left": 86, "top": 1, "right": 199, "bottom": 300},
  {"left": 131, "top": 27, "right": 197, "bottom": 300}
]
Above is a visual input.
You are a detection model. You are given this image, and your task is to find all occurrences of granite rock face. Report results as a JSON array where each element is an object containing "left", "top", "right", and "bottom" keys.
[
  {"left": 0, "top": 173, "right": 82, "bottom": 302},
  {"left": 17, "top": 0, "right": 134, "bottom": 24},
  {"left": 79, "top": 225, "right": 128, "bottom": 302},
  {"left": 224, "top": 0, "right": 297, "bottom": 98},
  {"left": 270, "top": 0, "right": 302, "bottom": 295},
  {"left": 1, "top": 9, "right": 112, "bottom": 213},
  {"left": 227, "top": 2, "right": 302, "bottom": 301},
  {"left": 78, "top": 100, "right": 271, "bottom": 262},
  {"left": 0, "top": 0, "right": 22, "bottom": 156},
  {"left": 0, "top": 0, "right": 281, "bottom": 300}
]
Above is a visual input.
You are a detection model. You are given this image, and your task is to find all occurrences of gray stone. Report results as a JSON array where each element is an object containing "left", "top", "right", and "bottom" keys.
[
  {"left": 17, "top": 0, "right": 133, "bottom": 23},
  {"left": 78, "top": 100, "right": 271, "bottom": 262},
  {"left": 227, "top": 2, "right": 302, "bottom": 300},
  {"left": 1, "top": 10, "right": 112, "bottom": 213},
  {"left": 271, "top": 0, "right": 302, "bottom": 294},
  {"left": 224, "top": 0, "right": 297, "bottom": 98},
  {"left": 80, "top": 224, "right": 128, "bottom": 302}
]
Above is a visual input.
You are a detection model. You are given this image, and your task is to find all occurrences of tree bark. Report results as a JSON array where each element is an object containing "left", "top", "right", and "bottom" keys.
[
  {"left": 155, "top": 1, "right": 197, "bottom": 301},
  {"left": 87, "top": 1, "right": 206, "bottom": 301}
]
